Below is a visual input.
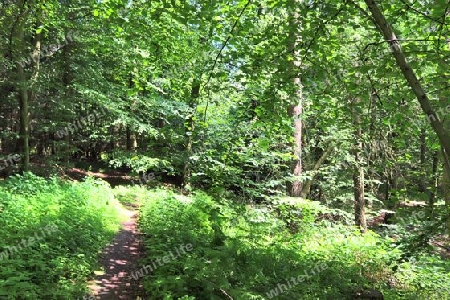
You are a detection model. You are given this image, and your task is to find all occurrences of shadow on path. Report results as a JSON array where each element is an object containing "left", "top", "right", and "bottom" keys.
[{"left": 88, "top": 209, "right": 147, "bottom": 299}]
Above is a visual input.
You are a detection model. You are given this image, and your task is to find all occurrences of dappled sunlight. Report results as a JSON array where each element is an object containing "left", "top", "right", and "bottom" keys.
[
  {"left": 2, "top": 1, "right": 450, "bottom": 298},
  {"left": 0, "top": 174, "right": 124, "bottom": 298},
  {"left": 88, "top": 210, "right": 147, "bottom": 299}
]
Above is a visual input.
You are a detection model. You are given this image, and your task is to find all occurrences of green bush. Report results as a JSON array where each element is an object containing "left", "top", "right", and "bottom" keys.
[
  {"left": 136, "top": 190, "right": 450, "bottom": 299},
  {"left": 0, "top": 174, "right": 123, "bottom": 299}
]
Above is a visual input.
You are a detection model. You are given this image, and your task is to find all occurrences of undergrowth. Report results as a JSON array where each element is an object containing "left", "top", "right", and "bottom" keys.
[
  {"left": 0, "top": 172, "right": 123, "bottom": 299},
  {"left": 1, "top": 176, "right": 448, "bottom": 300},
  {"left": 137, "top": 189, "right": 450, "bottom": 299}
]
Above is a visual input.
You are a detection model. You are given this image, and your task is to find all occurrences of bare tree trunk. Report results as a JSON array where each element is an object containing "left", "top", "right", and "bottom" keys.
[
  {"left": 439, "top": 93, "right": 450, "bottom": 230},
  {"left": 354, "top": 160, "right": 367, "bottom": 232},
  {"left": 183, "top": 79, "right": 200, "bottom": 188},
  {"left": 353, "top": 106, "right": 367, "bottom": 233},
  {"left": 287, "top": 104, "right": 302, "bottom": 196},
  {"left": 126, "top": 73, "right": 137, "bottom": 151},
  {"left": 126, "top": 126, "right": 136, "bottom": 151},
  {"left": 442, "top": 148, "right": 450, "bottom": 231},
  {"left": 62, "top": 30, "right": 74, "bottom": 163},
  {"left": 13, "top": 0, "right": 35, "bottom": 171},
  {"left": 12, "top": 0, "right": 42, "bottom": 171},
  {"left": 17, "top": 68, "right": 29, "bottom": 171},
  {"left": 419, "top": 127, "right": 427, "bottom": 192},
  {"left": 109, "top": 127, "right": 115, "bottom": 151},
  {"left": 286, "top": 0, "right": 303, "bottom": 197},
  {"left": 428, "top": 150, "right": 439, "bottom": 219}
]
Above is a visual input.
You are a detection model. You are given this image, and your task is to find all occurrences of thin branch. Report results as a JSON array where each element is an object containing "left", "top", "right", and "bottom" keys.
[
  {"left": 363, "top": 38, "right": 449, "bottom": 55},
  {"left": 220, "top": 288, "right": 234, "bottom": 300},
  {"left": 436, "top": 3, "right": 450, "bottom": 51},
  {"left": 299, "top": 2, "right": 346, "bottom": 71},
  {"left": 399, "top": 0, "right": 447, "bottom": 25},
  {"left": 201, "top": 0, "right": 251, "bottom": 92}
]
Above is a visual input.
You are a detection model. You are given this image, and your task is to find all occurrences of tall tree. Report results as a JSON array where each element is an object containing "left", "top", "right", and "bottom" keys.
[
  {"left": 183, "top": 79, "right": 200, "bottom": 188},
  {"left": 286, "top": 0, "right": 303, "bottom": 197},
  {"left": 363, "top": 0, "right": 450, "bottom": 170},
  {"left": 12, "top": 0, "right": 42, "bottom": 171},
  {"left": 352, "top": 97, "right": 367, "bottom": 232}
]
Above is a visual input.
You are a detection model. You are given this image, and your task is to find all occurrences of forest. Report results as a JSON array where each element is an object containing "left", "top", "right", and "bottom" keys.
[{"left": 0, "top": 0, "right": 450, "bottom": 299}]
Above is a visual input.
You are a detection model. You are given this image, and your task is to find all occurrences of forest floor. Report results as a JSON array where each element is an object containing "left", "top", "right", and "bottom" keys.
[
  {"left": 66, "top": 167, "right": 133, "bottom": 186},
  {"left": 87, "top": 204, "right": 147, "bottom": 299}
]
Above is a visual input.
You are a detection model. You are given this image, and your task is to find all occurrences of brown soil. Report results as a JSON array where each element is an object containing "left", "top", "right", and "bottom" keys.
[
  {"left": 87, "top": 208, "right": 148, "bottom": 299},
  {"left": 65, "top": 167, "right": 133, "bottom": 186}
]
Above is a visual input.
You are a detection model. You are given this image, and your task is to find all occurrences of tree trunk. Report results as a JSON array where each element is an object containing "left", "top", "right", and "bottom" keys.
[
  {"left": 428, "top": 150, "right": 439, "bottom": 219},
  {"left": 13, "top": 1, "right": 32, "bottom": 171},
  {"left": 17, "top": 69, "right": 29, "bottom": 171},
  {"left": 419, "top": 127, "right": 427, "bottom": 192},
  {"left": 442, "top": 147, "right": 450, "bottom": 232},
  {"left": 62, "top": 30, "right": 73, "bottom": 163},
  {"left": 126, "top": 126, "right": 136, "bottom": 151},
  {"left": 301, "top": 145, "right": 333, "bottom": 198},
  {"left": 286, "top": 0, "right": 303, "bottom": 197},
  {"left": 353, "top": 106, "right": 367, "bottom": 233},
  {"left": 183, "top": 79, "right": 200, "bottom": 188},
  {"left": 354, "top": 161, "right": 367, "bottom": 233},
  {"left": 364, "top": 0, "right": 450, "bottom": 169},
  {"left": 439, "top": 92, "right": 450, "bottom": 231},
  {"left": 12, "top": 0, "right": 42, "bottom": 171}
]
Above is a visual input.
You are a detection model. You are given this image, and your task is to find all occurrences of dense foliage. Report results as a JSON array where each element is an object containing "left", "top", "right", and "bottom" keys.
[
  {"left": 1, "top": 0, "right": 450, "bottom": 298},
  {"left": 137, "top": 189, "right": 450, "bottom": 299},
  {"left": 0, "top": 0, "right": 449, "bottom": 209},
  {"left": 0, "top": 174, "right": 123, "bottom": 299}
]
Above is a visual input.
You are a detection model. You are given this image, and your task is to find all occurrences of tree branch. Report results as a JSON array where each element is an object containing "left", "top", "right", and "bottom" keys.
[{"left": 201, "top": 0, "right": 251, "bottom": 92}]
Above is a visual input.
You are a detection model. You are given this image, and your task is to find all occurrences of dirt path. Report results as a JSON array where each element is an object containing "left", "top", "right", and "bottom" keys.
[{"left": 88, "top": 208, "right": 147, "bottom": 299}]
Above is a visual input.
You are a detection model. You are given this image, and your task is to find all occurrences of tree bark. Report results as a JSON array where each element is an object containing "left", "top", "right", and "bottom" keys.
[
  {"left": 11, "top": 0, "right": 42, "bottom": 171},
  {"left": 443, "top": 149, "right": 450, "bottom": 231},
  {"left": 62, "top": 30, "right": 73, "bottom": 162},
  {"left": 419, "top": 127, "right": 427, "bottom": 192},
  {"left": 183, "top": 79, "right": 200, "bottom": 188},
  {"left": 286, "top": 0, "right": 303, "bottom": 197},
  {"left": 428, "top": 150, "right": 439, "bottom": 219},
  {"left": 439, "top": 93, "right": 450, "bottom": 231},
  {"left": 354, "top": 162, "right": 367, "bottom": 232},
  {"left": 13, "top": 0, "right": 33, "bottom": 171},
  {"left": 352, "top": 98, "right": 367, "bottom": 233},
  {"left": 126, "top": 126, "right": 136, "bottom": 151},
  {"left": 17, "top": 65, "right": 29, "bottom": 171}
]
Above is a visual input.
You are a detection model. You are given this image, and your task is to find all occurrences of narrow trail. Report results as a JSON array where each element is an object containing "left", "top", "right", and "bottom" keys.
[{"left": 88, "top": 208, "right": 147, "bottom": 299}]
